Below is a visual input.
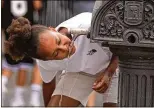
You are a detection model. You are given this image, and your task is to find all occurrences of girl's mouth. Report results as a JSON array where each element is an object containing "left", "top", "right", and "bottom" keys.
[{"left": 68, "top": 42, "right": 75, "bottom": 57}]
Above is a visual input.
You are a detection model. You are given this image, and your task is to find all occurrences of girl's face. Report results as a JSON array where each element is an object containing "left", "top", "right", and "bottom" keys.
[{"left": 37, "top": 29, "right": 76, "bottom": 60}]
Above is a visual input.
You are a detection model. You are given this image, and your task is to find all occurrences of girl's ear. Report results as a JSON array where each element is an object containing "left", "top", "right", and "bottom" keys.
[{"left": 48, "top": 27, "right": 56, "bottom": 31}]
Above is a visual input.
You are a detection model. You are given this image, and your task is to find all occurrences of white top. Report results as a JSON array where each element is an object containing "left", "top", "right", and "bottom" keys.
[{"left": 37, "top": 12, "right": 112, "bottom": 83}]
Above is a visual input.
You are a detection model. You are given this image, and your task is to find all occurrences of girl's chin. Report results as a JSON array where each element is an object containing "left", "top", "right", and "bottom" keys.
[{"left": 70, "top": 46, "right": 76, "bottom": 55}]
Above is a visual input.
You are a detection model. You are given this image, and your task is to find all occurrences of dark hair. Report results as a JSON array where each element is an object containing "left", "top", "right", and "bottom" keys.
[{"left": 5, "top": 17, "right": 49, "bottom": 61}]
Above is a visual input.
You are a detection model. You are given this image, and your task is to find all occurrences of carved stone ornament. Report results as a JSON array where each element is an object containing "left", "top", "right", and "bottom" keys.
[
  {"left": 91, "top": 0, "right": 154, "bottom": 46},
  {"left": 124, "top": 1, "right": 143, "bottom": 25}
]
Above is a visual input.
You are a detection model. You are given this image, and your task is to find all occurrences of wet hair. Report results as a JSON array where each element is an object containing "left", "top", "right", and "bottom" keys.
[{"left": 5, "top": 17, "right": 49, "bottom": 61}]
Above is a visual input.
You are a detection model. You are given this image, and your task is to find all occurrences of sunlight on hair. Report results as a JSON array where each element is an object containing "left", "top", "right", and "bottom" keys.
[{"left": 11, "top": 55, "right": 25, "bottom": 62}]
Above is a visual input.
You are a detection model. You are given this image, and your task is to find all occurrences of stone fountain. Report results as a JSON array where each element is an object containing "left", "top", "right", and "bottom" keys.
[{"left": 90, "top": 0, "right": 154, "bottom": 107}]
